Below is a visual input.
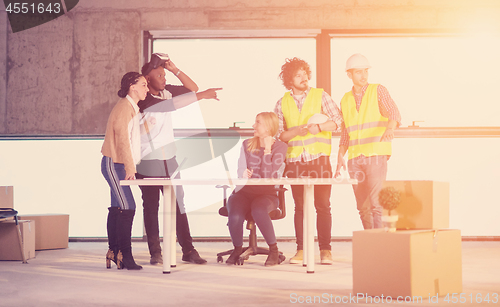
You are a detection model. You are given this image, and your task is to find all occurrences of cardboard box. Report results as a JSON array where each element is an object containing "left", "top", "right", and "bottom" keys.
[
  {"left": 353, "top": 229, "right": 462, "bottom": 299},
  {"left": 383, "top": 181, "right": 449, "bottom": 229},
  {"left": 0, "top": 220, "right": 35, "bottom": 260},
  {"left": 0, "top": 186, "right": 14, "bottom": 209},
  {"left": 18, "top": 214, "right": 69, "bottom": 250}
]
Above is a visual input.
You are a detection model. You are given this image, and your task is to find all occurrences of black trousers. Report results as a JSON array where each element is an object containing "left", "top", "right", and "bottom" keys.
[
  {"left": 136, "top": 158, "right": 194, "bottom": 256},
  {"left": 283, "top": 155, "right": 332, "bottom": 251}
]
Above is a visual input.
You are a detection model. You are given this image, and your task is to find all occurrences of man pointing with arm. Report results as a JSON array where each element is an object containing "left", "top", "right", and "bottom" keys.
[{"left": 137, "top": 53, "right": 221, "bottom": 265}]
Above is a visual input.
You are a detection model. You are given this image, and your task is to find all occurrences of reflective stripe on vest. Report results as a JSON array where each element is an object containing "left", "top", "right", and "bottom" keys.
[
  {"left": 281, "top": 88, "right": 332, "bottom": 159},
  {"left": 340, "top": 84, "right": 392, "bottom": 160}
]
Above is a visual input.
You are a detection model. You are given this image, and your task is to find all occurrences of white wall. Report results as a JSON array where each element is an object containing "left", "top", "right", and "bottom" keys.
[{"left": 0, "top": 137, "right": 498, "bottom": 238}]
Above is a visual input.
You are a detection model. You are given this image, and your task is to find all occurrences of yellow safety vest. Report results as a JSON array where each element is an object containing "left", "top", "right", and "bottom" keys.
[
  {"left": 281, "top": 88, "right": 332, "bottom": 159},
  {"left": 340, "top": 84, "right": 392, "bottom": 160}
]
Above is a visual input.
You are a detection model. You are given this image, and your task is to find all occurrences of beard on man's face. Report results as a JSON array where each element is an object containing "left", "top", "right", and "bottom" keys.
[{"left": 295, "top": 81, "right": 308, "bottom": 91}]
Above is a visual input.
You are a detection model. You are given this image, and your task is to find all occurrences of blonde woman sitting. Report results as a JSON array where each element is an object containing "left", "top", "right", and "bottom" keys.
[{"left": 226, "top": 112, "right": 287, "bottom": 266}]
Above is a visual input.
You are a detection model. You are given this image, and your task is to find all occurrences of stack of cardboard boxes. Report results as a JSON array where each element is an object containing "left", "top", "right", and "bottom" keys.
[
  {"left": 0, "top": 186, "right": 69, "bottom": 261},
  {"left": 352, "top": 180, "right": 462, "bottom": 299},
  {"left": 0, "top": 186, "right": 35, "bottom": 261}
]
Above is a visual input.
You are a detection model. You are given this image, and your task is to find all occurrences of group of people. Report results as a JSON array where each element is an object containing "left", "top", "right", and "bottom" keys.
[
  {"left": 101, "top": 54, "right": 220, "bottom": 270},
  {"left": 100, "top": 52, "right": 401, "bottom": 270}
]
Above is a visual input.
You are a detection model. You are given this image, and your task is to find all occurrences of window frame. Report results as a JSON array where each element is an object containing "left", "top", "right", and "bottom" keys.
[{"left": 139, "top": 28, "right": 500, "bottom": 138}]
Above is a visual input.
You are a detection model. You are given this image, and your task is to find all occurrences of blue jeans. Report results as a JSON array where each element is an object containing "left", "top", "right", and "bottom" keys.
[
  {"left": 101, "top": 156, "right": 136, "bottom": 210},
  {"left": 348, "top": 155, "right": 388, "bottom": 229},
  {"left": 227, "top": 190, "right": 279, "bottom": 247}
]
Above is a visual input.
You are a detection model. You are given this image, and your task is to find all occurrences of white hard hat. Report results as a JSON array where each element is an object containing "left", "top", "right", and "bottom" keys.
[
  {"left": 345, "top": 54, "right": 371, "bottom": 71},
  {"left": 307, "top": 113, "right": 329, "bottom": 125}
]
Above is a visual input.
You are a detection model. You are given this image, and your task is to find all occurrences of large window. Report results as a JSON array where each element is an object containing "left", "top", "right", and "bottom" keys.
[
  {"left": 330, "top": 34, "right": 500, "bottom": 127},
  {"left": 153, "top": 33, "right": 500, "bottom": 129},
  {"left": 153, "top": 38, "right": 316, "bottom": 129}
]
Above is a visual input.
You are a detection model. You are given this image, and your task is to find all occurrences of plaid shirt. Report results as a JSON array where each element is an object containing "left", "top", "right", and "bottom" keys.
[
  {"left": 339, "top": 83, "right": 402, "bottom": 157},
  {"left": 274, "top": 88, "right": 343, "bottom": 163}
]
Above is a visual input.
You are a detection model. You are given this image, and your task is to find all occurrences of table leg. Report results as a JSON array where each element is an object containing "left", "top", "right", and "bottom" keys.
[
  {"left": 170, "top": 185, "right": 177, "bottom": 268},
  {"left": 162, "top": 185, "right": 172, "bottom": 274},
  {"left": 304, "top": 184, "right": 315, "bottom": 273},
  {"left": 15, "top": 221, "right": 27, "bottom": 264},
  {"left": 302, "top": 188, "right": 308, "bottom": 267}
]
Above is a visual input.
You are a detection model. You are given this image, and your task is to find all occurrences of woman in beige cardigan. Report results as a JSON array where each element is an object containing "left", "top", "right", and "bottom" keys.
[{"left": 101, "top": 72, "right": 148, "bottom": 270}]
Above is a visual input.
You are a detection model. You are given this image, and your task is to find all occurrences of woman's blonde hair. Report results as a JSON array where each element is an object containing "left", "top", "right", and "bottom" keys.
[{"left": 247, "top": 112, "right": 279, "bottom": 153}]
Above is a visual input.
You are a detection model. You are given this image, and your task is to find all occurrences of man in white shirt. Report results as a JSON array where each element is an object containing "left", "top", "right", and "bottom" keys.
[{"left": 137, "top": 53, "right": 221, "bottom": 265}]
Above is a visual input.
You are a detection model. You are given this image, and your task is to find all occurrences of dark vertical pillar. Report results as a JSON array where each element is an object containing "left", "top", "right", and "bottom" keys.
[
  {"left": 316, "top": 30, "right": 331, "bottom": 95},
  {"left": 143, "top": 31, "right": 153, "bottom": 68},
  {"left": 0, "top": 12, "right": 7, "bottom": 133}
]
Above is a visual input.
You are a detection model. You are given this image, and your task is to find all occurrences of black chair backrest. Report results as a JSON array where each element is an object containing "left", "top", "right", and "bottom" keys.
[
  {"left": 216, "top": 185, "right": 287, "bottom": 221},
  {"left": 268, "top": 186, "right": 286, "bottom": 220},
  {"left": 0, "top": 208, "right": 19, "bottom": 224},
  {"left": 216, "top": 185, "right": 230, "bottom": 217}
]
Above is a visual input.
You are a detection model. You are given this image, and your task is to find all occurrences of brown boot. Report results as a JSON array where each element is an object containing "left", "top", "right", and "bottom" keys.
[
  {"left": 265, "top": 243, "right": 281, "bottom": 266},
  {"left": 226, "top": 246, "right": 243, "bottom": 265}
]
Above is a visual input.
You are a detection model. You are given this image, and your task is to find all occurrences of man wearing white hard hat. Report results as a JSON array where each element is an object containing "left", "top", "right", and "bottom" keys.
[
  {"left": 335, "top": 54, "right": 401, "bottom": 229},
  {"left": 273, "top": 57, "right": 343, "bottom": 265}
]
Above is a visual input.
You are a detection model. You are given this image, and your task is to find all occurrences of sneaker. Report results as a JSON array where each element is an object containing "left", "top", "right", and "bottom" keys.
[
  {"left": 289, "top": 250, "right": 303, "bottom": 264},
  {"left": 320, "top": 250, "right": 333, "bottom": 265},
  {"left": 182, "top": 249, "right": 207, "bottom": 264},
  {"left": 150, "top": 254, "right": 163, "bottom": 265}
]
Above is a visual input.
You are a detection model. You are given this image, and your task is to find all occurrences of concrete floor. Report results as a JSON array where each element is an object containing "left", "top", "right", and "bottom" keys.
[{"left": 0, "top": 240, "right": 499, "bottom": 307}]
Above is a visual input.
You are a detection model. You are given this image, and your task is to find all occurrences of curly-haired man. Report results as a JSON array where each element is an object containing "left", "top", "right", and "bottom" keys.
[{"left": 273, "top": 57, "right": 343, "bottom": 265}]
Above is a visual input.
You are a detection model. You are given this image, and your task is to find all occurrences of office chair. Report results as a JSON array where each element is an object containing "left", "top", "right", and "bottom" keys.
[
  {"left": 0, "top": 208, "right": 27, "bottom": 263},
  {"left": 216, "top": 185, "right": 287, "bottom": 265}
]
